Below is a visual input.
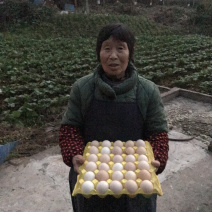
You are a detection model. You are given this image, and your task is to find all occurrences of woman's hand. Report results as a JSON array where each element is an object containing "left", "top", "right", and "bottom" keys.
[
  {"left": 151, "top": 160, "right": 160, "bottom": 172},
  {"left": 72, "top": 155, "right": 85, "bottom": 174}
]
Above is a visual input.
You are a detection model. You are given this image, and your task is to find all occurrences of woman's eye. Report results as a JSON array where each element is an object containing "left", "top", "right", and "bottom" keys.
[{"left": 118, "top": 46, "right": 124, "bottom": 50}]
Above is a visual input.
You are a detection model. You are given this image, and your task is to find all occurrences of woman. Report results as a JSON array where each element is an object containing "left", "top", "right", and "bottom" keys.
[{"left": 59, "top": 23, "right": 169, "bottom": 212}]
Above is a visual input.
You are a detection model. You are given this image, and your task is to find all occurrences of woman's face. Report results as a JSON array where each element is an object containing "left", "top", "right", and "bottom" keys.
[{"left": 100, "top": 36, "right": 129, "bottom": 79}]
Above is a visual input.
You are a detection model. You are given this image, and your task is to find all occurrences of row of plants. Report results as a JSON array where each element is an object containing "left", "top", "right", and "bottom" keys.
[{"left": 1, "top": 33, "right": 211, "bottom": 126}]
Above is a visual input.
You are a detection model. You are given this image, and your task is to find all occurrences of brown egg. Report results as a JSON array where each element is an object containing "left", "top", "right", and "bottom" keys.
[
  {"left": 125, "top": 140, "right": 134, "bottom": 148},
  {"left": 98, "top": 163, "right": 110, "bottom": 171},
  {"left": 89, "top": 146, "right": 99, "bottom": 154},
  {"left": 138, "top": 170, "right": 151, "bottom": 181},
  {"left": 90, "top": 140, "right": 99, "bottom": 147},
  {"left": 99, "top": 154, "right": 110, "bottom": 163},
  {"left": 102, "top": 140, "right": 111, "bottom": 147},
  {"left": 109, "top": 181, "right": 123, "bottom": 194},
  {"left": 96, "top": 170, "right": 109, "bottom": 181},
  {"left": 136, "top": 146, "right": 147, "bottom": 155},
  {"left": 125, "top": 147, "right": 135, "bottom": 155},
  {"left": 137, "top": 161, "right": 150, "bottom": 171},
  {"left": 113, "top": 155, "right": 123, "bottom": 163},
  {"left": 114, "top": 140, "right": 123, "bottom": 147},
  {"left": 124, "top": 180, "right": 138, "bottom": 194},
  {"left": 85, "top": 162, "right": 97, "bottom": 172},
  {"left": 124, "top": 162, "right": 136, "bottom": 171},
  {"left": 112, "top": 146, "right": 122, "bottom": 155},
  {"left": 140, "top": 180, "right": 153, "bottom": 194}
]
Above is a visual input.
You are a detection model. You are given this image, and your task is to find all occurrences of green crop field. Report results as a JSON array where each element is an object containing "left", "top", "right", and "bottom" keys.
[{"left": 0, "top": 13, "right": 212, "bottom": 127}]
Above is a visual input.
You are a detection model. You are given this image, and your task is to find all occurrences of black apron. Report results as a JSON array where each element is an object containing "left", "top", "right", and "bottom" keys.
[{"left": 69, "top": 96, "right": 157, "bottom": 212}]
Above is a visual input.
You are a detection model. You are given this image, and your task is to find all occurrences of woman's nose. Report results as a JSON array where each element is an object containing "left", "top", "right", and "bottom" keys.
[{"left": 109, "top": 50, "right": 118, "bottom": 59}]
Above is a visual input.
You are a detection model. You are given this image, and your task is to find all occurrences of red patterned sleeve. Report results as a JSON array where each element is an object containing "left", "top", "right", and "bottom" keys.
[
  {"left": 59, "top": 125, "right": 85, "bottom": 167},
  {"left": 147, "top": 132, "right": 169, "bottom": 175}
]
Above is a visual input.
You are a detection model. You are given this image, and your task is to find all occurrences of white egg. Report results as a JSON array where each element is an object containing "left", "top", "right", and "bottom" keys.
[
  {"left": 136, "top": 146, "right": 147, "bottom": 155},
  {"left": 109, "top": 181, "right": 123, "bottom": 194},
  {"left": 84, "top": 171, "right": 95, "bottom": 181},
  {"left": 113, "top": 140, "right": 123, "bottom": 147},
  {"left": 81, "top": 181, "right": 94, "bottom": 194},
  {"left": 101, "top": 147, "right": 111, "bottom": 154},
  {"left": 140, "top": 180, "right": 153, "bottom": 194},
  {"left": 85, "top": 161, "right": 97, "bottom": 172},
  {"left": 136, "top": 139, "right": 145, "bottom": 147},
  {"left": 96, "top": 181, "right": 109, "bottom": 194},
  {"left": 137, "top": 155, "right": 148, "bottom": 162},
  {"left": 90, "top": 140, "right": 99, "bottom": 147},
  {"left": 112, "top": 163, "right": 123, "bottom": 171},
  {"left": 89, "top": 146, "right": 99, "bottom": 154},
  {"left": 98, "top": 163, "right": 110, "bottom": 171},
  {"left": 125, "top": 171, "right": 137, "bottom": 181},
  {"left": 137, "top": 161, "right": 150, "bottom": 171},
  {"left": 125, "top": 155, "right": 136, "bottom": 163},
  {"left": 87, "top": 154, "right": 98, "bottom": 162},
  {"left": 112, "top": 171, "right": 124, "bottom": 181},
  {"left": 102, "top": 140, "right": 111, "bottom": 147}
]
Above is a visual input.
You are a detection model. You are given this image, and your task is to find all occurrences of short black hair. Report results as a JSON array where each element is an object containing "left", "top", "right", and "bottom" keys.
[{"left": 96, "top": 23, "right": 135, "bottom": 62}]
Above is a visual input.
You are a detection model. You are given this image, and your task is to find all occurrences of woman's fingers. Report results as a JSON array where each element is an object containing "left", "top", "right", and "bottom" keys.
[
  {"left": 151, "top": 160, "right": 160, "bottom": 172},
  {"left": 72, "top": 155, "right": 85, "bottom": 174}
]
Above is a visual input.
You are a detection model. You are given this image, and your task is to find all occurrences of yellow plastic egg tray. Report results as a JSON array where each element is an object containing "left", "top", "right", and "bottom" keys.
[{"left": 72, "top": 141, "right": 163, "bottom": 198}]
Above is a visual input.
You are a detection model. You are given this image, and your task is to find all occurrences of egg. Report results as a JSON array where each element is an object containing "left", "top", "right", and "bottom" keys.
[
  {"left": 113, "top": 140, "right": 123, "bottom": 147},
  {"left": 140, "top": 180, "right": 153, "bottom": 194},
  {"left": 124, "top": 162, "right": 136, "bottom": 171},
  {"left": 124, "top": 180, "right": 138, "bottom": 194},
  {"left": 136, "top": 146, "right": 147, "bottom": 155},
  {"left": 96, "top": 181, "right": 109, "bottom": 194},
  {"left": 101, "top": 147, "right": 111, "bottom": 154},
  {"left": 109, "top": 181, "right": 123, "bottom": 194},
  {"left": 112, "top": 146, "right": 122, "bottom": 155},
  {"left": 137, "top": 161, "right": 150, "bottom": 171},
  {"left": 136, "top": 139, "right": 145, "bottom": 147},
  {"left": 125, "top": 155, "right": 136, "bottom": 163},
  {"left": 84, "top": 171, "right": 95, "bottom": 181},
  {"left": 99, "top": 154, "right": 110, "bottom": 163},
  {"left": 125, "top": 140, "right": 134, "bottom": 148},
  {"left": 137, "top": 155, "right": 148, "bottom": 162},
  {"left": 98, "top": 163, "right": 110, "bottom": 171},
  {"left": 112, "top": 163, "right": 123, "bottom": 171},
  {"left": 125, "top": 147, "right": 135, "bottom": 155},
  {"left": 89, "top": 146, "right": 99, "bottom": 154},
  {"left": 87, "top": 154, "right": 98, "bottom": 162},
  {"left": 102, "top": 140, "right": 111, "bottom": 147},
  {"left": 85, "top": 161, "right": 97, "bottom": 172},
  {"left": 113, "top": 155, "right": 123, "bottom": 163},
  {"left": 90, "top": 140, "right": 99, "bottom": 147},
  {"left": 96, "top": 170, "right": 109, "bottom": 181},
  {"left": 81, "top": 181, "right": 94, "bottom": 194},
  {"left": 125, "top": 171, "right": 137, "bottom": 181},
  {"left": 112, "top": 171, "right": 124, "bottom": 181},
  {"left": 138, "top": 170, "right": 151, "bottom": 181}
]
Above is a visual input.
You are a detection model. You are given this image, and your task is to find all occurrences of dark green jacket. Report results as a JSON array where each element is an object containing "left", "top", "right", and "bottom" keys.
[{"left": 61, "top": 63, "right": 168, "bottom": 138}]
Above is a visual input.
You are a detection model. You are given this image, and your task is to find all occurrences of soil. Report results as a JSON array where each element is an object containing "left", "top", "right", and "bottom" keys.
[{"left": 0, "top": 3, "right": 211, "bottom": 160}]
